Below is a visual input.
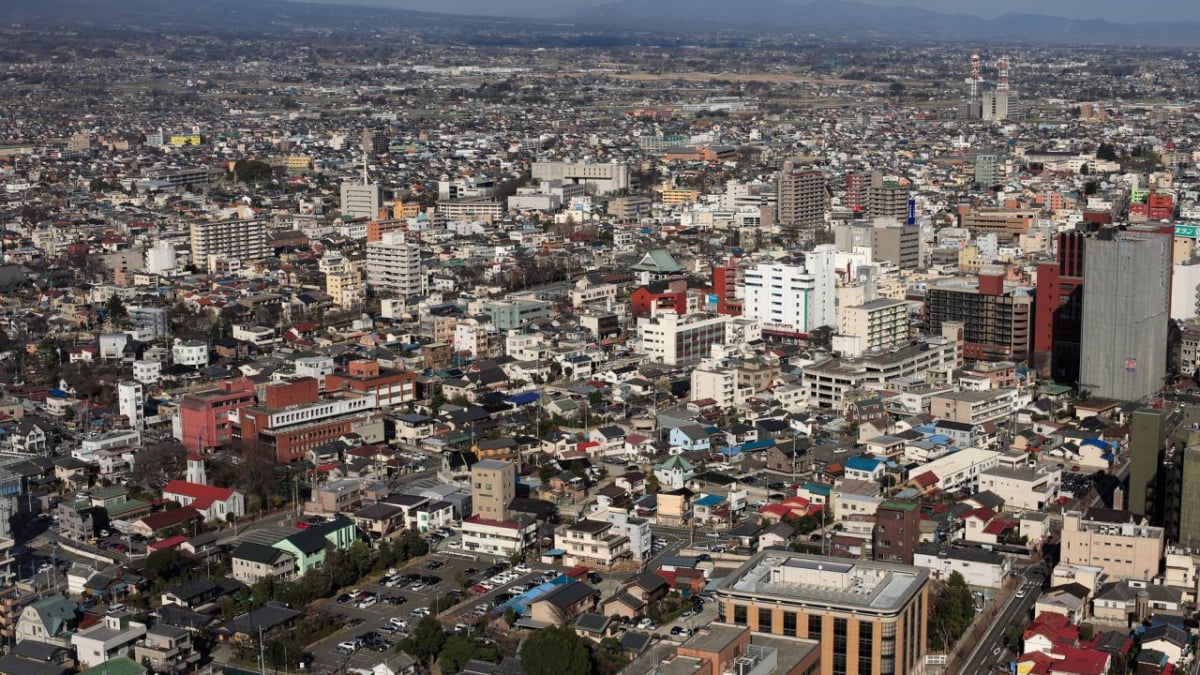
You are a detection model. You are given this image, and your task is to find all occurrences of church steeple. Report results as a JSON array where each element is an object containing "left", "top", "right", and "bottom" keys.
[{"left": 186, "top": 454, "right": 207, "bottom": 485}]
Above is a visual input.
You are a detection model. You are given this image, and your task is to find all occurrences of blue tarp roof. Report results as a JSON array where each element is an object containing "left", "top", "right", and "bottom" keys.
[
  {"left": 495, "top": 574, "right": 570, "bottom": 617},
  {"left": 694, "top": 494, "right": 726, "bottom": 507},
  {"left": 506, "top": 392, "right": 540, "bottom": 405}
]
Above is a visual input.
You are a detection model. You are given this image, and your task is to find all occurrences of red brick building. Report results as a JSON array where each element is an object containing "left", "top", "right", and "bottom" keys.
[
  {"left": 630, "top": 278, "right": 711, "bottom": 319},
  {"left": 325, "top": 360, "right": 417, "bottom": 408},
  {"left": 177, "top": 378, "right": 257, "bottom": 452}
]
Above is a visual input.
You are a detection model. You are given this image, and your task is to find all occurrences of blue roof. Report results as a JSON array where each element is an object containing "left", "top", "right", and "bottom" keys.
[
  {"left": 927, "top": 434, "right": 952, "bottom": 445},
  {"left": 740, "top": 440, "right": 776, "bottom": 452},
  {"left": 720, "top": 446, "right": 741, "bottom": 457},
  {"left": 1082, "top": 438, "right": 1111, "bottom": 449},
  {"left": 845, "top": 456, "right": 883, "bottom": 472},
  {"left": 506, "top": 392, "right": 540, "bottom": 405},
  {"left": 800, "top": 483, "right": 831, "bottom": 497},
  {"left": 542, "top": 548, "right": 566, "bottom": 556},
  {"left": 694, "top": 494, "right": 726, "bottom": 507}
]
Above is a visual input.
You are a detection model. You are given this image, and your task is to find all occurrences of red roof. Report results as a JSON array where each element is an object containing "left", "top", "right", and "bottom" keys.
[
  {"left": 912, "top": 471, "right": 938, "bottom": 487},
  {"left": 148, "top": 535, "right": 188, "bottom": 551},
  {"left": 162, "top": 480, "right": 236, "bottom": 511},
  {"left": 982, "top": 519, "right": 1019, "bottom": 535},
  {"left": 137, "top": 507, "right": 202, "bottom": 532},
  {"left": 963, "top": 506, "right": 997, "bottom": 522}
]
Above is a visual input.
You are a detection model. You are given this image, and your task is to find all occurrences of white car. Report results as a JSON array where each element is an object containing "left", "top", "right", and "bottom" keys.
[
  {"left": 1015, "top": 589, "right": 1027, "bottom": 598},
  {"left": 411, "top": 583, "right": 426, "bottom": 592},
  {"left": 387, "top": 618, "right": 408, "bottom": 630},
  {"left": 637, "top": 618, "right": 656, "bottom": 630},
  {"left": 411, "top": 607, "right": 430, "bottom": 617},
  {"left": 514, "top": 563, "right": 531, "bottom": 573}
]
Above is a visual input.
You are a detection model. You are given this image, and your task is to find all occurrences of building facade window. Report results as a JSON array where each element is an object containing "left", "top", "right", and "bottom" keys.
[
  {"left": 833, "top": 617, "right": 848, "bottom": 675},
  {"left": 858, "top": 620, "right": 875, "bottom": 675},
  {"left": 758, "top": 607, "right": 773, "bottom": 634},
  {"left": 733, "top": 604, "right": 747, "bottom": 626},
  {"left": 783, "top": 611, "right": 797, "bottom": 637},
  {"left": 808, "top": 613, "right": 822, "bottom": 640}
]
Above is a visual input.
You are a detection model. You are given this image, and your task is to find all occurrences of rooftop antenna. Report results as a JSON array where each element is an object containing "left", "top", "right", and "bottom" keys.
[
  {"left": 362, "top": 150, "right": 370, "bottom": 185},
  {"left": 997, "top": 55, "right": 1010, "bottom": 94}
]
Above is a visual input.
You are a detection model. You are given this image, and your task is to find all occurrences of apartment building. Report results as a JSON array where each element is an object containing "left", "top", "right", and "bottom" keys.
[
  {"left": 554, "top": 519, "right": 633, "bottom": 570},
  {"left": 978, "top": 456, "right": 1061, "bottom": 512},
  {"left": 924, "top": 267, "right": 1033, "bottom": 363},
  {"left": 835, "top": 298, "right": 910, "bottom": 358},
  {"left": 367, "top": 231, "right": 424, "bottom": 297},
  {"left": 715, "top": 551, "right": 929, "bottom": 675},
  {"left": 873, "top": 500, "right": 921, "bottom": 565},
  {"left": 189, "top": 219, "right": 269, "bottom": 269},
  {"left": 907, "top": 446, "right": 1000, "bottom": 494},
  {"left": 804, "top": 325, "right": 963, "bottom": 409},
  {"left": 777, "top": 162, "right": 826, "bottom": 230},
  {"left": 1060, "top": 508, "right": 1164, "bottom": 581},
  {"left": 340, "top": 181, "right": 382, "bottom": 219},
  {"left": 531, "top": 161, "right": 631, "bottom": 195},
  {"left": 928, "top": 389, "right": 1016, "bottom": 425}
]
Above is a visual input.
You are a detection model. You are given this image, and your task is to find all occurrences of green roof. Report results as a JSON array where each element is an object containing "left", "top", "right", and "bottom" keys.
[
  {"left": 106, "top": 499, "right": 150, "bottom": 518},
  {"left": 630, "top": 248, "right": 683, "bottom": 273},
  {"left": 1041, "top": 384, "right": 1072, "bottom": 396},
  {"left": 93, "top": 485, "right": 130, "bottom": 500},
  {"left": 881, "top": 500, "right": 920, "bottom": 511},
  {"left": 233, "top": 542, "right": 291, "bottom": 565},
  {"left": 80, "top": 657, "right": 146, "bottom": 675}
]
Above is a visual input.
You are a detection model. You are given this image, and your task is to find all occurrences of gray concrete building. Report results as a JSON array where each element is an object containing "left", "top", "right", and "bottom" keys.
[{"left": 1078, "top": 231, "right": 1171, "bottom": 402}]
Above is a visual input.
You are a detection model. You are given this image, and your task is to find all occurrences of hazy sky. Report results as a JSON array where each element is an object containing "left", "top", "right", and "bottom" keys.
[{"left": 323, "top": 0, "right": 1200, "bottom": 22}]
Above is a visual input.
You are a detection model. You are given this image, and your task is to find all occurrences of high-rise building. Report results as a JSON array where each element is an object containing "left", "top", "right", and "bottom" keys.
[
  {"left": 715, "top": 551, "right": 930, "bottom": 675},
  {"left": 340, "top": 181, "right": 383, "bottom": 220},
  {"left": 873, "top": 500, "right": 921, "bottom": 565},
  {"left": 866, "top": 175, "right": 909, "bottom": 220},
  {"left": 366, "top": 231, "right": 424, "bottom": 298},
  {"left": 924, "top": 266, "right": 1033, "bottom": 363},
  {"left": 845, "top": 172, "right": 868, "bottom": 214},
  {"left": 1033, "top": 231, "right": 1086, "bottom": 382},
  {"left": 1128, "top": 408, "right": 1167, "bottom": 521},
  {"left": 189, "top": 220, "right": 269, "bottom": 269},
  {"left": 777, "top": 162, "right": 826, "bottom": 231},
  {"left": 471, "top": 460, "right": 515, "bottom": 521},
  {"left": 1079, "top": 230, "right": 1171, "bottom": 401},
  {"left": 740, "top": 246, "right": 836, "bottom": 338}
]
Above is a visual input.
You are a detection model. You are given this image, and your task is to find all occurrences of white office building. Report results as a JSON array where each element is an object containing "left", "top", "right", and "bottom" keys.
[{"left": 739, "top": 245, "right": 837, "bottom": 336}]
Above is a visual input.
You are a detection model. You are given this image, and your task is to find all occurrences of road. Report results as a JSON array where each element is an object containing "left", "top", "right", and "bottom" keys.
[{"left": 958, "top": 565, "right": 1045, "bottom": 675}]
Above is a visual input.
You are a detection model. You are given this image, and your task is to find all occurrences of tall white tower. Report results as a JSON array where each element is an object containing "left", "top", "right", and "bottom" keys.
[
  {"left": 117, "top": 381, "right": 144, "bottom": 431},
  {"left": 186, "top": 454, "right": 207, "bottom": 485}
]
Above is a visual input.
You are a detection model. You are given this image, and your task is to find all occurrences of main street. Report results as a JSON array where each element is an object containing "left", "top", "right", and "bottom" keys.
[{"left": 958, "top": 564, "right": 1046, "bottom": 674}]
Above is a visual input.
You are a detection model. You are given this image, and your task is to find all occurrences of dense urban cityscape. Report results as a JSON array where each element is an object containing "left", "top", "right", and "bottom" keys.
[{"left": 0, "top": 3, "right": 1198, "bottom": 674}]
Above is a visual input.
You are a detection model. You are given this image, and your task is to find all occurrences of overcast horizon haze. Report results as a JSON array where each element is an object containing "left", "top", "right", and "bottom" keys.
[{"left": 301, "top": 0, "right": 1200, "bottom": 23}]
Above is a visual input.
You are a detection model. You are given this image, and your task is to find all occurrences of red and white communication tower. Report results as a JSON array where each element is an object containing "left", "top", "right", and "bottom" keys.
[
  {"left": 970, "top": 52, "right": 981, "bottom": 101},
  {"left": 997, "top": 55, "right": 1011, "bottom": 93}
]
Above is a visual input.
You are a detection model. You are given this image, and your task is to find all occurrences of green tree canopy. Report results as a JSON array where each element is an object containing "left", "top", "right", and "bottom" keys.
[
  {"left": 520, "top": 626, "right": 593, "bottom": 675},
  {"left": 439, "top": 635, "right": 500, "bottom": 674},
  {"left": 401, "top": 615, "right": 446, "bottom": 665},
  {"left": 234, "top": 159, "right": 274, "bottom": 184},
  {"left": 927, "top": 571, "right": 975, "bottom": 651}
]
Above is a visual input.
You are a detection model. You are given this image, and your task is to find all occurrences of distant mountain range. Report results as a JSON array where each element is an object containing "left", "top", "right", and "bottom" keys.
[
  {"left": 571, "top": 0, "right": 1200, "bottom": 46},
  {"left": 1, "top": 0, "right": 1198, "bottom": 46}
]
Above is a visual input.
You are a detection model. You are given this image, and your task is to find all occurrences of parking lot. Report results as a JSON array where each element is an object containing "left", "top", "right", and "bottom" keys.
[{"left": 307, "top": 548, "right": 557, "bottom": 672}]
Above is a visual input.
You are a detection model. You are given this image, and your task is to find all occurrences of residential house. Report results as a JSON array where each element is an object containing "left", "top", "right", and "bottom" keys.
[
  {"left": 231, "top": 542, "right": 297, "bottom": 584},
  {"left": 161, "top": 481, "right": 245, "bottom": 522},
  {"left": 654, "top": 456, "right": 696, "bottom": 491},
  {"left": 70, "top": 613, "right": 148, "bottom": 670},
  {"left": 133, "top": 625, "right": 200, "bottom": 673},
  {"left": 16, "top": 595, "right": 79, "bottom": 648},
  {"left": 527, "top": 581, "right": 599, "bottom": 626}
]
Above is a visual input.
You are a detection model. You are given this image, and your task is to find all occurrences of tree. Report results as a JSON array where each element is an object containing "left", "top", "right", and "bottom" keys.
[
  {"left": 233, "top": 159, "right": 274, "bottom": 184},
  {"left": 130, "top": 441, "right": 189, "bottom": 489},
  {"left": 402, "top": 615, "right": 446, "bottom": 665},
  {"left": 520, "top": 626, "right": 593, "bottom": 675},
  {"left": 888, "top": 82, "right": 906, "bottom": 98},
  {"left": 927, "top": 571, "right": 975, "bottom": 651},
  {"left": 439, "top": 635, "right": 499, "bottom": 674},
  {"left": 105, "top": 295, "right": 128, "bottom": 323},
  {"left": 1096, "top": 142, "right": 1118, "bottom": 161},
  {"left": 645, "top": 472, "right": 661, "bottom": 494}
]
